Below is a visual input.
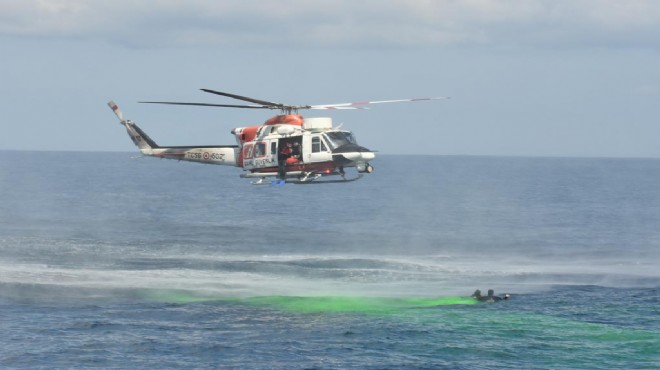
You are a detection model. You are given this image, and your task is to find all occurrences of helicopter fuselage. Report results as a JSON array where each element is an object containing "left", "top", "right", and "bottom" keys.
[
  {"left": 108, "top": 89, "right": 446, "bottom": 184},
  {"left": 108, "top": 101, "right": 375, "bottom": 183},
  {"left": 233, "top": 115, "right": 375, "bottom": 179}
]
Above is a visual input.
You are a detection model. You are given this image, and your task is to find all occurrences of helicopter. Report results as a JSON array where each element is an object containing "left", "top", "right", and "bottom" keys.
[{"left": 108, "top": 89, "right": 447, "bottom": 184}]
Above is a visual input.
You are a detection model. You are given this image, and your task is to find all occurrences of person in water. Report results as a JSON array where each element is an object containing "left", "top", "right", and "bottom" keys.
[
  {"left": 486, "top": 289, "right": 501, "bottom": 302},
  {"left": 472, "top": 289, "right": 510, "bottom": 302}
]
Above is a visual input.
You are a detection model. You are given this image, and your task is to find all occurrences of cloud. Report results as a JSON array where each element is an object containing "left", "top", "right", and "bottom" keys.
[{"left": 1, "top": 0, "right": 660, "bottom": 49}]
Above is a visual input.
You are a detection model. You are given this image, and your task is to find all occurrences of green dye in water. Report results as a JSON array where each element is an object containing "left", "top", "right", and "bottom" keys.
[
  {"left": 145, "top": 290, "right": 477, "bottom": 314},
  {"left": 243, "top": 296, "right": 477, "bottom": 314}
]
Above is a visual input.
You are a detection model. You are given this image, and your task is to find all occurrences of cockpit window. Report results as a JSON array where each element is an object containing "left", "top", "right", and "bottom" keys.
[
  {"left": 323, "top": 132, "right": 357, "bottom": 150},
  {"left": 312, "top": 136, "right": 328, "bottom": 153}
]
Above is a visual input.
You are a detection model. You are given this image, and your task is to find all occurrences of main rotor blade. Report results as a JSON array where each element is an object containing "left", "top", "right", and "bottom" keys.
[
  {"left": 200, "top": 89, "right": 283, "bottom": 107},
  {"left": 139, "top": 101, "right": 272, "bottom": 109},
  {"left": 140, "top": 92, "right": 449, "bottom": 112},
  {"left": 310, "top": 97, "right": 450, "bottom": 109}
]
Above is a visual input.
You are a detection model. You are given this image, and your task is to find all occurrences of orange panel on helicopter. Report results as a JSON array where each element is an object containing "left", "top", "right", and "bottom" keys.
[
  {"left": 239, "top": 126, "right": 260, "bottom": 143},
  {"left": 264, "top": 115, "right": 304, "bottom": 126}
]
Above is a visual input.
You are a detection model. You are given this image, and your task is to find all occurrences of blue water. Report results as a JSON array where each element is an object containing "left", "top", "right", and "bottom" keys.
[{"left": 1, "top": 151, "right": 658, "bottom": 369}]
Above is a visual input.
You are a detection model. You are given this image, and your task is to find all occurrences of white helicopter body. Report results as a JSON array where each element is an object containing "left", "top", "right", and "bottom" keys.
[{"left": 108, "top": 89, "right": 445, "bottom": 184}]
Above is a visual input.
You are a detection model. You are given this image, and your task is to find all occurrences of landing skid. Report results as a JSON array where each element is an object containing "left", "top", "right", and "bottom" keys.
[
  {"left": 251, "top": 177, "right": 276, "bottom": 185},
  {"left": 289, "top": 173, "right": 363, "bottom": 185},
  {"left": 250, "top": 173, "right": 363, "bottom": 185}
]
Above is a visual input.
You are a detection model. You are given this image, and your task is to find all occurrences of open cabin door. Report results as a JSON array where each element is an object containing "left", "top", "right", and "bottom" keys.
[{"left": 278, "top": 135, "right": 304, "bottom": 163}]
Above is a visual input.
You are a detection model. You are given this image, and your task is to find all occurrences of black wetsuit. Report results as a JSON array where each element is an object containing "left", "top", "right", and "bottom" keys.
[
  {"left": 473, "top": 289, "right": 505, "bottom": 302},
  {"left": 278, "top": 147, "right": 292, "bottom": 179}
]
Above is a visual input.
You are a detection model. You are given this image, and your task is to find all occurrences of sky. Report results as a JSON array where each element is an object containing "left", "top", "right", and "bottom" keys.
[{"left": 1, "top": 0, "right": 659, "bottom": 157}]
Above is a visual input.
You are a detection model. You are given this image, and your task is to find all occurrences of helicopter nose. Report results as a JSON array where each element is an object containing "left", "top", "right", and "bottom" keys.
[
  {"left": 331, "top": 143, "right": 376, "bottom": 163},
  {"left": 337, "top": 151, "right": 376, "bottom": 161}
]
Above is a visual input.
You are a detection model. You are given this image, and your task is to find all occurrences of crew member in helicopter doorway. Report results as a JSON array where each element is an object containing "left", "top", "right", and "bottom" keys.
[{"left": 278, "top": 142, "right": 293, "bottom": 179}]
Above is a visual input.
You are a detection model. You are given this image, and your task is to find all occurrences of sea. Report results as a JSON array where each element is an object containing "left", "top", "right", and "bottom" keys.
[{"left": 0, "top": 151, "right": 658, "bottom": 369}]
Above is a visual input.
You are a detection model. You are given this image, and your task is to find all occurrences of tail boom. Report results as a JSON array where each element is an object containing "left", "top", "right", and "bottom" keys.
[
  {"left": 108, "top": 100, "right": 239, "bottom": 166},
  {"left": 148, "top": 146, "right": 239, "bottom": 166}
]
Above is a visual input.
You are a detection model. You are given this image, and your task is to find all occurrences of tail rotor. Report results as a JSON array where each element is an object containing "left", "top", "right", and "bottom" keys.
[
  {"left": 107, "top": 100, "right": 159, "bottom": 151},
  {"left": 107, "top": 101, "right": 125, "bottom": 122}
]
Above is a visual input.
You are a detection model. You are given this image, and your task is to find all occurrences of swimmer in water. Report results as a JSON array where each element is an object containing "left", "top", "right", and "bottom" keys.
[
  {"left": 486, "top": 289, "right": 501, "bottom": 302},
  {"left": 472, "top": 289, "right": 510, "bottom": 302}
]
